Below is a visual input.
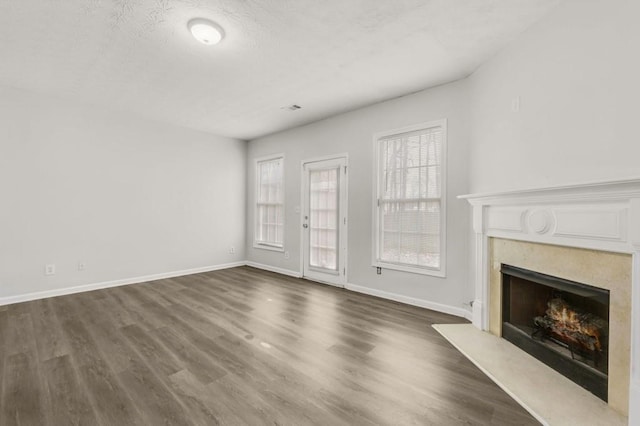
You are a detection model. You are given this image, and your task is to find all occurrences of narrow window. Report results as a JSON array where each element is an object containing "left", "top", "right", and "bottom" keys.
[
  {"left": 374, "top": 121, "right": 446, "bottom": 276},
  {"left": 255, "top": 156, "right": 284, "bottom": 250}
]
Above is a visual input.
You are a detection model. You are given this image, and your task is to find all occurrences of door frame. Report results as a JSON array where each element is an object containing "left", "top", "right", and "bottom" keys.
[{"left": 299, "top": 153, "right": 349, "bottom": 287}]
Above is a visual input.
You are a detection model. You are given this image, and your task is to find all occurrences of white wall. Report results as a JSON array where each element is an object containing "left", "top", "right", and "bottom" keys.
[
  {"left": 246, "top": 80, "right": 472, "bottom": 315},
  {"left": 468, "top": 0, "right": 640, "bottom": 194},
  {"left": 466, "top": 1, "right": 640, "bottom": 420},
  {"left": 0, "top": 85, "right": 246, "bottom": 302}
]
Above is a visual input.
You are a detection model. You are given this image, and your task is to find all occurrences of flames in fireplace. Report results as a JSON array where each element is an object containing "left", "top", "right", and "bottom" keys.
[{"left": 534, "top": 298, "right": 608, "bottom": 354}]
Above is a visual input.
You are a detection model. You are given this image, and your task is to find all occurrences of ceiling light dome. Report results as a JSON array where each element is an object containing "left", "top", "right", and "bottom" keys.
[{"left": 188, "top": 18, "right": 224, "bottom": 45}]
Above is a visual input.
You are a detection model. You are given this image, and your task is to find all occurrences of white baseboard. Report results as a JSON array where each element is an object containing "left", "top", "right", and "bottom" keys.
[
  {"left": 0, "top": 261, "right": 246, "bottom": 306},
  {"left": 245, "top": 261, "right": 302, "bottom": 278},
  {"left": 345, "top": 282, "right": 472, "bottom": 320},
  {"left": 462, "top": 308, "right": 474, "bottom": 321},
  {"left": 244, "top": 262, "right": 471, "bottom": 320},
  {"left": 1, "top": 260, "right": 473, "bottom": 324}
]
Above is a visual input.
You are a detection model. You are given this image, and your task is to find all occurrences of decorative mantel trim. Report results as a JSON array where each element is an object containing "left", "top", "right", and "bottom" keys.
[
  {"left": 460, "top": 178, "right": 640, "bottom": 251},
  {"left": 460, "top": 178, "right": 640, "bottom": 423},
  {"left": 460, "top": 177, "right": 640, "bottom": 204}
]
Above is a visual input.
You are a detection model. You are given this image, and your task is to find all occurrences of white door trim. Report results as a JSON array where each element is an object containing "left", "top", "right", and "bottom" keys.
[{"left": 300, "top": 154, "right": 348, "bottom": 287}]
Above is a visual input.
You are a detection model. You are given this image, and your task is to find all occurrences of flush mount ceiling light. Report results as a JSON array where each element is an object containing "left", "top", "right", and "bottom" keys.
[{"left": 188, "top": 18, "right": 224, "bottom": 45}]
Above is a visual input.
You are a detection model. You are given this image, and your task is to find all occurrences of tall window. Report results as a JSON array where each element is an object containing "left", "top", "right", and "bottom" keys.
[
  {"left": 373, "top": 120, "right": 446, "bottom": 276},
  {"left": 255, "top": 156, "right": 284, "bottom": 250}
]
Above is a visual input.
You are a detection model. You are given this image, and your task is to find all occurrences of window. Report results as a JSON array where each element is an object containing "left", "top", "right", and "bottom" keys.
[
  {"left": 373, "top": 120, "right": 446, "bottom": 276},
  {"left": 255, "top": 156, "right": 284, "bottom": 250}
]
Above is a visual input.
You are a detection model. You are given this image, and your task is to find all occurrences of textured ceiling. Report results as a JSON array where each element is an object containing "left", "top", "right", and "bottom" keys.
[{"left": 0, "top": 0, "right": 559, "bottom": 140}]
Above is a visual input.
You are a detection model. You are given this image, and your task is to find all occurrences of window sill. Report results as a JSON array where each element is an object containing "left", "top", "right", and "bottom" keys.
[
  {"left": 253, "top": 243, "right": 285, "bottom": 253},
  {"left": 372, "top": 261, "right": 446, "bottom": 278}
]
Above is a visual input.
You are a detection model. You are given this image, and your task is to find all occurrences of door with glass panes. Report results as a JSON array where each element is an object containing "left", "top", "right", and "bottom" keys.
[{"left": 302, "top": 156, "right": 347, "bottom": 287}]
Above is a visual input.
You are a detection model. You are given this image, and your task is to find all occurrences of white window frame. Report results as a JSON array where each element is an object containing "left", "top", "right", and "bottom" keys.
[
  {"left": 371, "top": 119, "right": 447, "bottom": 277},
  {"left": 254, "top": 154, "right": 285, "bottom": 252}
]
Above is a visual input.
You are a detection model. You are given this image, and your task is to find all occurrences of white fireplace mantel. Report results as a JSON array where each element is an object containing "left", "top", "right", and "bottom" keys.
[{"left": 460, "top": 177, "right": 640, "bottom": 424}]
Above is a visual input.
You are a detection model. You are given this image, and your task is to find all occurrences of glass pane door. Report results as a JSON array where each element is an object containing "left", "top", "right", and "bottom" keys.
[
  {"left": 309, "top": 167, "right": 339, "bottom": 271},
  {"left": 302, "top": 156, "right": 347, "bottom": 287}
]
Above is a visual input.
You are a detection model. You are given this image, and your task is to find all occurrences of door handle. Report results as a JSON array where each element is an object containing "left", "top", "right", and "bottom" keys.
[{"left": 303, "top": 224, "right": 308, "bottom": 228}]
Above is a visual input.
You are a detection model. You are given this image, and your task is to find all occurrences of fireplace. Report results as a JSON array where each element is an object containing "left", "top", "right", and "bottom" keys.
[
  {"left": 501, "top": 264, "right": 610, "bottom": 401},
  {"left": 461, "top": 179, "right": 640, "bottom": 420}
]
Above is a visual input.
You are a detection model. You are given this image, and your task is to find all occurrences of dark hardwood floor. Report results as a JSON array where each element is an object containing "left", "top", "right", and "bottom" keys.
[{"left": 0, "top": 266, "right": 539, "bottom": 425}]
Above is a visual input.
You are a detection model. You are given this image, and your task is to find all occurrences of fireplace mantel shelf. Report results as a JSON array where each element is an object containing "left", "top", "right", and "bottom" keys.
[{"left": 459, "top": 177, "right": 640, "bottom": 205}]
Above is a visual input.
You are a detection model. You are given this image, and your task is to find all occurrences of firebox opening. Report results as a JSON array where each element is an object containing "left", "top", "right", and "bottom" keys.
[{"left": 501, "top": 264, "right": 610, "bottom": 402}]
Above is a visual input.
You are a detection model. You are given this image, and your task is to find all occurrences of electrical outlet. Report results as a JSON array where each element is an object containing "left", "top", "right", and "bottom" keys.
[
  {"left": 284, "top": 251, "right": 290, "bottom": 259},
  {"left": 78, "top": 261, "right": 86, "bottom": 272},
  {"left": 229, "top": 246, "right": 235, "bottom": 254},
  {"left": 45, "top": 264, "right": 56, "bottom": 276}
]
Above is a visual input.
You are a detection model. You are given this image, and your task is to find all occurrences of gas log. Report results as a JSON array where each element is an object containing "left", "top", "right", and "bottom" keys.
[{"left": 534, "top": 298, "right": 608, "bottom": 353}]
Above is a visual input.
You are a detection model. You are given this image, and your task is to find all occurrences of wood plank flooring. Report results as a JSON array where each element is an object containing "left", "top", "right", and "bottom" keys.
[{"left": 0, "top": 266, "right": 539, "bottom": 425}]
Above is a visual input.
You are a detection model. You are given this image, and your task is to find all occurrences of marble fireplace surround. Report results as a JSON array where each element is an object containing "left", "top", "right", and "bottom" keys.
[{"left": 460, "top": 178, "right": 640, "bottom": 423}]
